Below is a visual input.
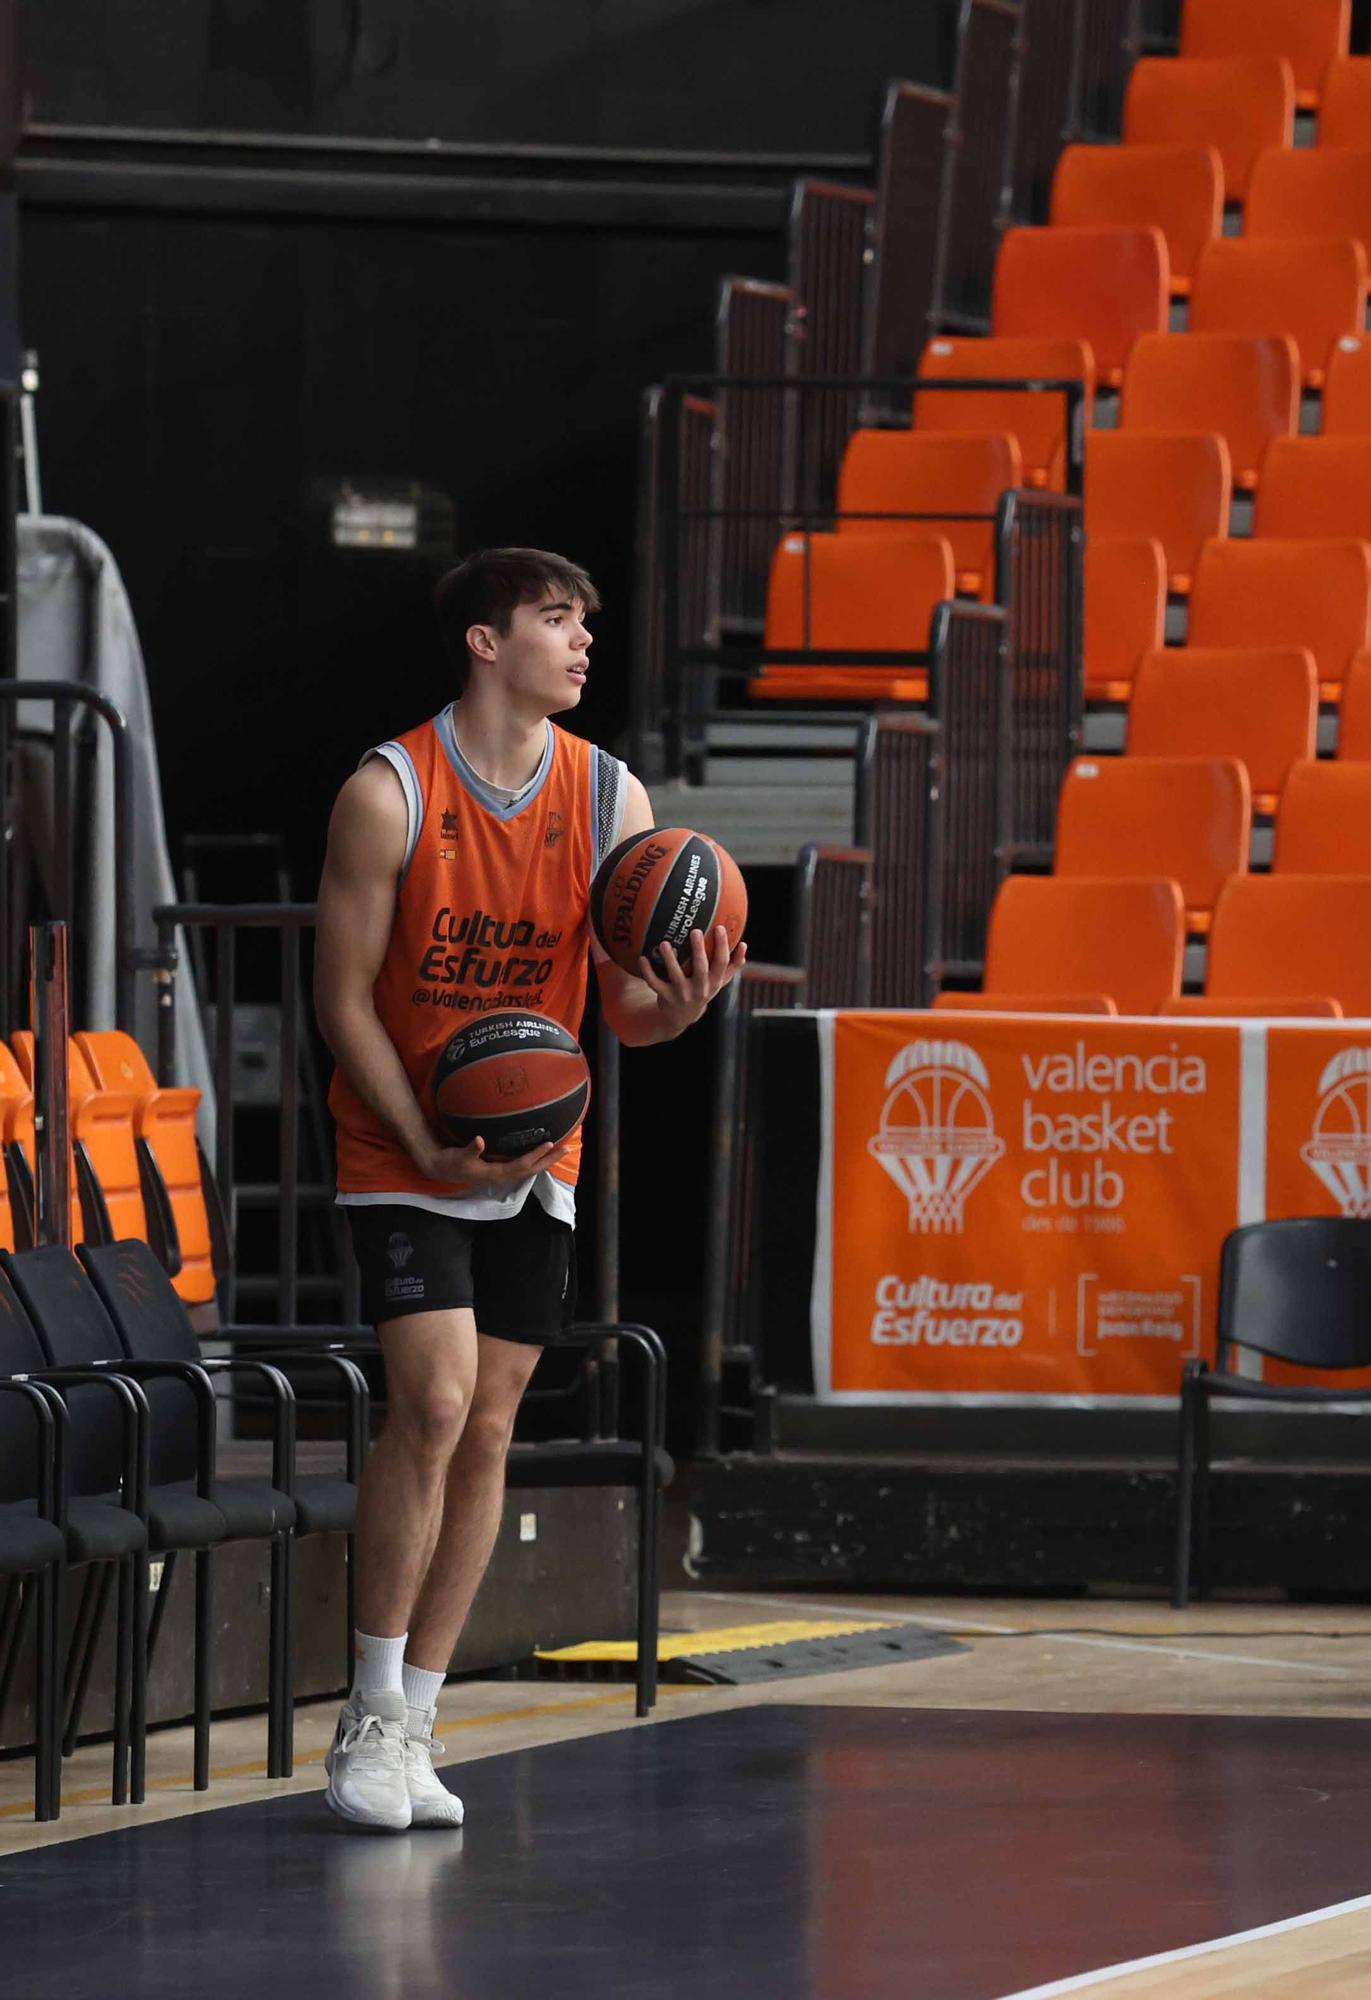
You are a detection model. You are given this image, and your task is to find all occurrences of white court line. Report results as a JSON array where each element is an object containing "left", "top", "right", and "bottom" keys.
[
  {"left": 686, "top": 1590, "right": 1355, "bottom": 1678},
  {"left": 995, "top": 1892, "right": 1371, "bottom": 1998}
]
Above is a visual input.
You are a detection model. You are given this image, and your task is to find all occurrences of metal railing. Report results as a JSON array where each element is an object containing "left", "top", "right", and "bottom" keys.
[
  {"left": 0, "top": 682, "right": 136, "bottom": 1037},
  {"left": 714, "top": 276, "right": 794, "bottom": 633},
  {"left": 855, "top": 713, "right": 943, "bottom": 1010},
  {"left": 787, "top": 179, "right": 874, "bottom": 511},
  {"left": 861, "top": 80, "right": 956, "bottom": 421},
  {"left": 1013, "top": 0, "right": 1084, "bottom": 221},
  {"left": 698, "top": 961, "right": 805, "bottom": 1456},
  {"left": 793, "top": 844, "right": 872, "bottom": 1009},
  {"left": 995, "top": 488, "right": 1084, "bottom": 866},
  {"left": 942, "top": 0, "right": 1023, "bottom": 329},
  {"left": 928, "top": 600, "right": 1011, "bottom": 984},
  {"left": 1075, "top": 0, "right": 1142, "bottom": 138}
]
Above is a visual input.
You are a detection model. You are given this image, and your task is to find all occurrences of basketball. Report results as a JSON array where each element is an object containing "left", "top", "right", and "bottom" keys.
[
  {"left": 428, "top": 1013, "right": 591, "bottom": 1159},
  {"left": 590, "top": 826, "right": 748, "bottom": 975}
]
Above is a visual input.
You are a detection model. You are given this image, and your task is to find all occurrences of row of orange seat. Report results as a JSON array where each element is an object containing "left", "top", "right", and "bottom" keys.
[
  {"left": 1173, "top": 0, "right": 1353, "bottom": 114},
  {"left": 0, "top": 1029, "right": 214, "bottom": 1303},
  {"left": 1055, "top": 754, "right": 1371, "bottom": 931},
  {"left": 936, "top": 872, "right": 1371, "bottom": 1019}
]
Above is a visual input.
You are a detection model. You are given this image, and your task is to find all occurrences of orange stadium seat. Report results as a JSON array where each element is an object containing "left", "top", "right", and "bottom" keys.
[
  {"left": 1247, "top": 150, "right": 1371, "bottom": 257},
  {"left": 1120, "top": 333, "right": 1298, "bottom": 490},
  {"left": 992, "top": 224, "right": 1168, "bottom": 387},
  {"left": 835, "top": 429, "right": 1021, "bottom": 598},
  {"left": 1161, "top": 995, "right": 1343, "bottom": 1017},
  {"left": 1188, "top": 237, "right": 1366, "bottom": 389},
  {"left": 1256, "top": 436, "right": 1371, "bottom": 541},
  {"left": 1127, "top": 645, "right": 1318, "bottom": 813},
  {"left": 1338, "top": 649, "right": 1371, "bottom": 756},
  {"left": 1085, "top": 537, "right": 1167, "bottom": 702},
  {"left": 915, "top": 335, "right": 1094, "bottom": 489},
  {"left": 933, "top": 992, "right": 1118, "bottom": 1015},
  {"left": 1323, "top": 336, "right": 1371, "bottom": 434},
  {"left": 1180, "top": 0, "right": 1350, "bottom": 110},
  {"left": 1049, "top": 144, "right": 1221, "bottom": 295},
  {"left": 1055, "top": 755, "right": 1250, "bottom": 931},
  {"left": 1124, "top": 56, "right": 1294, "bottom": 203},
  {"left": 973, "top": 876, "right": 1185, "bottom": 1016},
  {"left": 1273, "top": 760, "right": 1371, "bottom": 872},
  {"left": 1085, "top": 431, "right": 1231, "bottom": 595},
  {"left": 754, "top": 530, "right": 955, "bottom": 703},
  {"left": 1206, "top": 874, "right": 1371, "bottom": 1014},
  {"left": 1189, "top": 537, "right": 1371, "bottom": 699},
  {"left": 0, "top": 1043, "right": 33, "bottom": 1254},
  {"left": 76, "top": 1030, "right": 217, "bottom": 1306},
  {"left": 1319, "top": 57, "right": 1371, "bottom": 146}
]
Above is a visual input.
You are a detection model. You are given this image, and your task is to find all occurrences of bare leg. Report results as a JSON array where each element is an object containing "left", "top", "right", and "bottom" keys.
[
  {"left": 351, "top": 1308, "right": 479, "bottom": 1638},
  {"left": 405, "top": 1334, "right": 542, "bottom": 1671}
]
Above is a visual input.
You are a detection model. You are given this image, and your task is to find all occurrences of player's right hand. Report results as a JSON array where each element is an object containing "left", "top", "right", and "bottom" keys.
[{"left": 411, "top": 1131, "right": 571, "bottom": 1191}]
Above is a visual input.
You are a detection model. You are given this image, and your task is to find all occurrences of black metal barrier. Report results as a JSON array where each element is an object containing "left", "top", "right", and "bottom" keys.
[
  {"left": 995, "top": 488, "right": 1084, "bottom": 866},
  {"left": 793, "top": 844, "right": 872, "bottom": 1010},
  {"left": 698, "top": 962, "right": 805, "bottom": 1456},
  {"left": 788, "top": 180, "right": 874, "bottom": 511},
  {"left": 928, "top": 599, "right": 1011, "bottom": 984},
  {"left": 634, "top": 372, "right": 1085, "bottom": 785},
  {"left": 0, "top": 682, "right": 137, "bottom": 1037},
  {"left": 855, "top": 713, "right": 942, "bottom": 1011}
]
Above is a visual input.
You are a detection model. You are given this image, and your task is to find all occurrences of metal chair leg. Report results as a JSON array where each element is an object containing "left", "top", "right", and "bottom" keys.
[
  {"left": 130, "top": 1550, "right": 149, "bottom": 1805},
  {"left": 267, "top": 1532, "right": 294, "bottom": 1779},
  {"left": 344, "top": 1531, "right": 357, "bottom": 1694},
  {"left": 1193, "top": 1387, "right": 1213, "bottom": 1602},
  {"left": 193, "top": 1549, "right": 213, "bottom": 1791},
  {"left": 34, "top": 1567, "right": 56, "bottom": 1823},
  {"left": 112, "top": 1557, "right": 134, "bottom": 1807},
  {"left": 63, "top": 1566, "right": 112, "bottom": 1758},
  {"left": 0, "top": 1575, "right": 33, "bottom": 1716}
]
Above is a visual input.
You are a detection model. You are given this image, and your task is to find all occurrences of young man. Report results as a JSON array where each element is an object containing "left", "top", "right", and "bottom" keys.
[{"left": 314, "top": 546, "right": 743, "bottom": 1830}]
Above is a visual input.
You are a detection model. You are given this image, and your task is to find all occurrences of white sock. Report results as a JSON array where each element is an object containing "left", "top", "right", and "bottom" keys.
[
  {"left": 350, "top": 1631, "right": 408, "bottom": 1706},
  {"left": 402, "top": 1661, "right": 447, "bottom": 1731}
]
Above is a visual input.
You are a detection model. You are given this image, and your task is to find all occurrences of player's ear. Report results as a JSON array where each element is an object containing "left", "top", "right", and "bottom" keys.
[{"left": 467, "top": 622, "right": 499, "bottom": 663}]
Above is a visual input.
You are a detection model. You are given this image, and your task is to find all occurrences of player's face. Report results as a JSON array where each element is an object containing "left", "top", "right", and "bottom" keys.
[{"left": 501, "top": 592, "right": 593, "bottom": 715}]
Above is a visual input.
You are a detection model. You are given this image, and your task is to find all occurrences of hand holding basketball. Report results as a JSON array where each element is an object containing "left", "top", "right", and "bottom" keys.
[
  {"left": 636, "top": 921, "right": 746, "bottom": 1028},
  {"left": 411, "top": 1130, "right": 571, "bottom": 1190}
]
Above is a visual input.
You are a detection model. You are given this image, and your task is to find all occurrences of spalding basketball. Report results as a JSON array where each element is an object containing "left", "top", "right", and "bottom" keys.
[
  {"left": 590, "top": 826, "right": 748, "bottom": 975},
  {"left": 429, "top": 1014, "right": 591, "bottom": 1160}
]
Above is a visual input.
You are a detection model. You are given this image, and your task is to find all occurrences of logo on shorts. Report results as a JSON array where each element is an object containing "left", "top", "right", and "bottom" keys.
[{"left": 387, "top": 1232, "right": 415, "bottom": 1271}]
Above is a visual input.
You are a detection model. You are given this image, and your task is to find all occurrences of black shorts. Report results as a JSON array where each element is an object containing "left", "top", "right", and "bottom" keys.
[{"left": 345, "top": 1195, "right": 577, "bottom": 1345}]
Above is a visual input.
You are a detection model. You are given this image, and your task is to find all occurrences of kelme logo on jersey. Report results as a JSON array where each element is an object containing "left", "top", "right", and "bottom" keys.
[{"left": 414, "top": 905, "right": 566, "bottom": 1010}]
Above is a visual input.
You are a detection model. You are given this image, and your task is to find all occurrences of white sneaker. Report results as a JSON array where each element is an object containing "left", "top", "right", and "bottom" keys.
[
  {"left": 324, "top": 1691, "right": 412, "bottom": 1831},
  {"left": 405, "top": 1706, "right": 465, "bottom": 1829}
]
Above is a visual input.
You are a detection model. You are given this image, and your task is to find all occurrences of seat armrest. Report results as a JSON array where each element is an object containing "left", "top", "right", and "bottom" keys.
[{"left": 0, "top": 1377, "right": 64, "bottom": 1526}]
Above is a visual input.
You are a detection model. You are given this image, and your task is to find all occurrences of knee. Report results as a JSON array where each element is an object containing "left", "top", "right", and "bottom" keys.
[
  {"left": 395, "top": 1380, "right": 470, "bottom": 1463},
  {"left": 458, "top": 1404, "right": 516, "bottom": 1472}
]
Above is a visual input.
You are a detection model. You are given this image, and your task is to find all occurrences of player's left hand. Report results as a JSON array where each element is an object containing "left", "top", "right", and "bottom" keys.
[{"left": 638, "top": 924, "right": 747, "bottom": 1034}]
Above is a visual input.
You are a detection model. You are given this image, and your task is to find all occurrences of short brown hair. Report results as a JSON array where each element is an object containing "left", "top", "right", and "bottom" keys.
[{"left": 433, "top": 547, "right": 601, "bottom": 692}]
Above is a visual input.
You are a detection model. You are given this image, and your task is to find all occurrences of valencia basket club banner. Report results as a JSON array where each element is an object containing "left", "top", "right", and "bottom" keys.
[{"left": 811, "top": 1014, "right": 1371, "bottom": 1404}]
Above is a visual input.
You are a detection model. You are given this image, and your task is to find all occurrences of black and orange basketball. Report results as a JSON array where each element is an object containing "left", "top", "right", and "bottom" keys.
[
  {"left": 590, "top": 826, "right": 748, "bottom": 976},
  {"left": 429, "top": 1014, "right": 591, "bottom": 1159}
]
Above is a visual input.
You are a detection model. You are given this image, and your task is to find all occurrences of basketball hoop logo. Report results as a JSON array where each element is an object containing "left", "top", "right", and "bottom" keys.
[
  {"left": 1302, "top": 1047, "right": 1371, "bottom": 1218},
  {"left": 868, "top": 1038, "right": 1006, "bottom": 1233}
]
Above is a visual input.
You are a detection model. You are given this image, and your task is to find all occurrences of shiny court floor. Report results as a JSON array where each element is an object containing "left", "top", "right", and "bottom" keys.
[{"left": 4, "top": 1591, "right": 1371, "bottom": 1999}]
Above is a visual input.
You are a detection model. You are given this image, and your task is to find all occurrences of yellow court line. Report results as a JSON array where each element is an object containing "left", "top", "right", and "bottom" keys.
[
  {"left": 538, "top": 1617, "right": 899, "bottom": 1663},
  {"left": 0, "top": 1686, "right": 696, "bottom": 1820}
]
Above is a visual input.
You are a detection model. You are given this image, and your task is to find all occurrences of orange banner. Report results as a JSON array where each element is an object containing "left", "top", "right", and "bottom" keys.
[{"left": 817, "top": 1013, "right": 1247, "bottom": 1400}]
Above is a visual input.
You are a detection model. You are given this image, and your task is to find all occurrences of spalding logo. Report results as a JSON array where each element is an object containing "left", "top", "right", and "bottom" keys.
[{"left": 609, "top": 840, "right": 670, "bottom": 945}]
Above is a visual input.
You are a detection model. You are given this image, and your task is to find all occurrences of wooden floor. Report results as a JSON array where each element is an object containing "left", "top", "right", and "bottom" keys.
[{"left": 3, "top": 1587, "right": 1369, "bottom": 1996}]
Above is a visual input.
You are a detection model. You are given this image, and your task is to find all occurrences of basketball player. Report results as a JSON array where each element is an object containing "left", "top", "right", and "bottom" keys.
[{"left": 314, "top": 547, "right": 744, "bottom": 1829}]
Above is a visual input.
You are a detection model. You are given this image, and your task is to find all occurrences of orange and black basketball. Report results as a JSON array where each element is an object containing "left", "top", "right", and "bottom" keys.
[
  {"left": 590, "top": 825, "right": 748, "bottom": 976},
  {"left": 429, "top": 1013, "right": 591, "bottom": 1159}
]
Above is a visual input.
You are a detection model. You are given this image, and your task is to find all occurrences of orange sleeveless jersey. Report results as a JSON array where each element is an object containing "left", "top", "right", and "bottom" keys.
[{"left": 330, "top": 707, "right": 616, "bottom": 1198}]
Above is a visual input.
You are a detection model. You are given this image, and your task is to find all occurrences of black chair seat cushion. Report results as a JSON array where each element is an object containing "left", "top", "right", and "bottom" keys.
[
  {"left": 291, "top": 1475, "right": 357, "bottom": 1537},
  {"left": 505, "top": 1441, "right": 675, "bottom": 1490},
  {"left": 69, "top": 1495, "right": 147, "bottom": 1563},
  {"left": 0, "top": 1502, "right": 65, "bottom": 1574},
  {"left": 146, "top": 1481, "right": 230, "bottom": 1552},
  {"left": 214, "top": 1478, "right": 297, "bottom": 1539}
]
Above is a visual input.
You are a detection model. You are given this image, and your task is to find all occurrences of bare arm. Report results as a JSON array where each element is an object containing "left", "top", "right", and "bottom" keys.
[
  {"left": 315, "top": 760, "right": 563, "bottom": 1189},
  {"left": 594, "top": 773, "right": 746, "bottom": 1048}
]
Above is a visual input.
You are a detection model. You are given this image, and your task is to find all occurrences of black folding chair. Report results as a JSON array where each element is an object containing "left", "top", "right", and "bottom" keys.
[
  {"left": 0, "top": 1376, "right": 64, "bottom": 1820},
  {"left": 2, "top": 1244, "right": 295, "bottom": 1798},
  {"left": 1174, "top": 1216, "right": 1371, "bottom": 1608},
  {"left": 0, "top": 1266, "right": 148, "bottom": 1815}
]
